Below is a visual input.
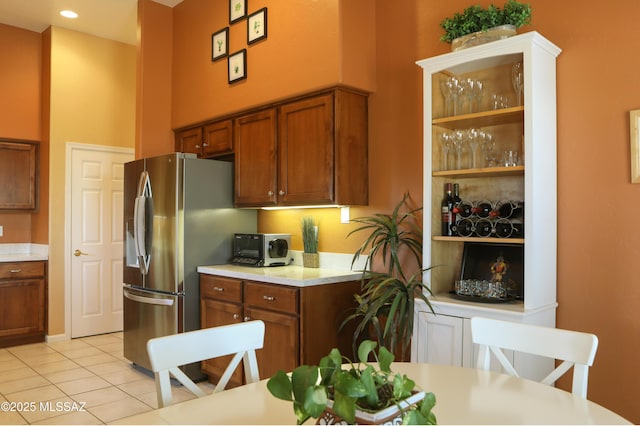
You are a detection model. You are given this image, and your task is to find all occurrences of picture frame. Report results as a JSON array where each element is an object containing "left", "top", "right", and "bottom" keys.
[
  {"left": 460, "top": 242, "right": 524, "bottom": 299},
  {"left": 211, "top": 28, "right": 229, "bottom": 62},
  {"left": 247, "top": 7, "right": 268, "bottom": 44},
  {"left": 630, "top": 109, "right": 640, "bottom": 183},
  {"left": 228, "top": 49, "right": 247, "bottom": 84},
  {"left": 229, "top": 0, "right": 247, "bottom": 24}
]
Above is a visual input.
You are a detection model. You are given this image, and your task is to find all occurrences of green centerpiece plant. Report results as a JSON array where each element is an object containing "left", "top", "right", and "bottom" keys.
[{"left": 267, "top": 340, "right": 437, "bottom": 425}]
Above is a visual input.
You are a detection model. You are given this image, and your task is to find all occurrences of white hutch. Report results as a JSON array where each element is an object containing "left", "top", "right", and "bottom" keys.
[{"left": 412, "top": 32, "right": 561, "bottom": 381}]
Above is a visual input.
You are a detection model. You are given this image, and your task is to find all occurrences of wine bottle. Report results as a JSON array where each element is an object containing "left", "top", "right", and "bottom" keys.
[
  {"left": 441, "top": 183, "right": 455, "bottom": 236},
  {"left": 475, "top": 218, "right": 493, "bottom": 237},
  {"left": 492, "top": 200, "right": 524, "bottom": 219},
  {"left": 453, "top": 183, "right": 462, "bottom": 207},
  {"left": 494, "top": 218, "right": 514, "bottom": 238},
  {"left": 454, "top": 218, "right": 474, "bottom": 237},
  {"left": 453, "top": 200, "right": 473, "bottom": 218},
  {"left": 473, "top": 200, "right": 493, "bottom": 218}
]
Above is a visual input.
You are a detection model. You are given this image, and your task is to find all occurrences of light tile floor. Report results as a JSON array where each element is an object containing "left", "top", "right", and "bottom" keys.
[{"left": 0, "top": 332, "right": 214, "bottom": 425}]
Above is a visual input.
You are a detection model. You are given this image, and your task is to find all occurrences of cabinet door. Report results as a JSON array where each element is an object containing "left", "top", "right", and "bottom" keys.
[
  {"left": 234, "top": 109, "right": 277, "bottom": 206},
  {"left": 200, "top": 298, "right": 244, "bottom": 388},
  {"left": 278, "top": 94, "right": 334, "bottom": 205},
  {"left": 175, "top": 127, "right": 203, "bottom": 156},
  {"left": 415, "top": 312, "right": 463, "bottom": 366},
  {"left": 244, "top": 306, "right": 298, "bottom": 382},
  {"left": 203, "top": 120, "right": 233, "bottom": 157},
  {"left": 0, "top": 279, "right": 45, "bottom": 340},
  {"left": 0, "top": 140, "right": 38, "bottom": 210}
]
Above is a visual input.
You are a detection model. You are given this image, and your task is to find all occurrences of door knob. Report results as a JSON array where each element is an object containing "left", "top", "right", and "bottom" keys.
[{"left": 73, "top": 249, "right": 88, "bottom": 257}]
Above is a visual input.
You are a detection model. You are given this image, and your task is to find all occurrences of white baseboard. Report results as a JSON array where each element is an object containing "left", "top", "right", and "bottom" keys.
[{"left": 45, "top": 333, "right": 69, "bottom": 343}]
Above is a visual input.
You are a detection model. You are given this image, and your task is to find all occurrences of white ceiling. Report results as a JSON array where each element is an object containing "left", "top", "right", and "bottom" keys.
[{"left": 0, "top": 0, "right": 182, "bottom": 46}]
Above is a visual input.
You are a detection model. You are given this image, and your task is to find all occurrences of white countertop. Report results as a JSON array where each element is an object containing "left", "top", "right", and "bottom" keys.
[
  {"left": 0, "top": 244, "right": 48, "bottom": 262},
  {"left": 197, "top": 264, "right": 364, "bottom": 287}
]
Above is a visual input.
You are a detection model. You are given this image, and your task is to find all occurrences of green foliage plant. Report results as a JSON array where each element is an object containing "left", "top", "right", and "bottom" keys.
[
  {"left": 267, "top": 340, "right": 437, "bottom": 425},
  {"left": 301, "top": 216, "right": 318, "bottom": 253},
  {"left": 440, "top": 0, "right": 532, "bottom": 43},
  {"left": 341, "top": 192, "right": 434, "bottom": 360}
]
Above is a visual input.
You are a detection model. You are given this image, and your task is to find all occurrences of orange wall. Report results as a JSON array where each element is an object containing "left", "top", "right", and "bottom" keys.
[
  {"left": 0, "top": 23, "right": 46, "bottom": 244},
  {"left": 136, "top": 0, "right": 174, "bottom": 159}
]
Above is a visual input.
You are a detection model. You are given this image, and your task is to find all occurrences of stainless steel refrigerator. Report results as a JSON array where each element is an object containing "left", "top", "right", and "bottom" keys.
[{"left": 122, "top": 153, "right": 256, "bottom": 380}]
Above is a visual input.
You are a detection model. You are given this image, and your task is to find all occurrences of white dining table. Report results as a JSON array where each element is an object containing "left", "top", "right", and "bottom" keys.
[{"left": 112, "top": 362, "right": 631, "bottom": 425}]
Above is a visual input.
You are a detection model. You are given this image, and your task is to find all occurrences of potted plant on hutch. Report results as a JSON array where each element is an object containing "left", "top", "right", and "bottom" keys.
[
  {"left": 302, "top": 216, "right": 319, "bottom": 268},
  {"left": 340, "top": 193, "right": 434, "bottom": 361},
  {"left": 440, "top": 0, "right": 532, "bottom": 51},
  {"left": 267, "top": 339, "right": 437, "bottom": 425}
]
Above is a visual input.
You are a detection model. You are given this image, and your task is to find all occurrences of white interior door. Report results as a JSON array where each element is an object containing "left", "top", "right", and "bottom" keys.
[{"left": 70, "top": 144, "right": 133, "bottom": 337}]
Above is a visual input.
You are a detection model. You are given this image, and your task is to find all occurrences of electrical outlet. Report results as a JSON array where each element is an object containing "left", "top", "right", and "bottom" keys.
[{"left": 0, "top": 226, "right": 3, "bottom": 237}]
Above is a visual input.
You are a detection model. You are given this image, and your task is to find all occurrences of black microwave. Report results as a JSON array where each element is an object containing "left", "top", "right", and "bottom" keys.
[{"left": 232, "top": 233, "right": 291, "bottom": 267}]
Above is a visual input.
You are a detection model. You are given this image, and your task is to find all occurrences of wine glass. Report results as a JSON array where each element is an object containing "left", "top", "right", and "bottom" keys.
[
  {"left": 440, "top": 76, "right": 453, "bottom": 116},
  {"left": 466, "top": 128, "right": 480, "bottom": 168},
  {"left": 452, "top": 129, "right": 466, "bottom": 169},
  {"left": 479, "top": 129, "right": 496, "bottom": 167},
  {"left": 512, "top": 62, "right": 524, "bottom": 106},
  {"left": 448, "top": 77, "right": 464, "bottom": 116},
  {"left": 440, "top": 131, "right": 452, "bottom": 170}
]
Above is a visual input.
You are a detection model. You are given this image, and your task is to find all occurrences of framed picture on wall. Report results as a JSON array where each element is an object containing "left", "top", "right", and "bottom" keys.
[
  {"left": 247, "top": 7, "right": 267, "bottom": 44},
  {"left": 228, "top": 49, "right": 247, "bottom": 84},
  {"left": 229, "top": 0, "right": 247, "bottom": 24},
  {"left": 211, "top": 28, "right": 229, "bottom": 61},
  {"left": 630, "top": 109, "right": 640, "bottom": 183}
]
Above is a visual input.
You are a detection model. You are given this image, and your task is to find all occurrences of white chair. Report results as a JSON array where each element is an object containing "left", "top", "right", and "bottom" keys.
[
  {"left": 470, "top": 316, "right": 598, "bottom": 399},
  {"left": 146, "top": 320, "right": 265, "bottom": 408}
]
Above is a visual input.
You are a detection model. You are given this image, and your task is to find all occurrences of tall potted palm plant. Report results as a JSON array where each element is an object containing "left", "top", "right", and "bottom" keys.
[{"left": 341, "top": 193, "right": 434, "bottom": 360}]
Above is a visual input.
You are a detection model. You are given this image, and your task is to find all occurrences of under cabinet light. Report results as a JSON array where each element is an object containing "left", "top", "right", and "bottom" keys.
[
  {"left": 60, "top": 10, "right": 78, "bottom": 19},
  {"left": 261, "top": 205, "right": 344, "bottom": 211}
]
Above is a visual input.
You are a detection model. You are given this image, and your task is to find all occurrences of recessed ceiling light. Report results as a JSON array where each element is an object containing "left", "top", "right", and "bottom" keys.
[{"left": 60, "top": 10, "right": 79, "bottom": 19}]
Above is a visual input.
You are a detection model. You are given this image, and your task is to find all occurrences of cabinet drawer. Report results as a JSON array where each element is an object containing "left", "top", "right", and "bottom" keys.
[
  {"left": 244, "top": 281, "right": 298, "bottom": 315},
  {"left": 0, "top": 261, "right": 45, "bottom": 280},
  {"left": 200, "top": 275, "right": 242, "bottom": 303}
]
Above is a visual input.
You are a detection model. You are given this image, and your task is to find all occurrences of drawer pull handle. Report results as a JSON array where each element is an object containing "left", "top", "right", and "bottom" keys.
[
  {"left": 244, "top": 316, "right": 251, "bottom": 322},
  {"left": 233, "top": 313, "right": 240, "bottom": 320},
  {"left": 213, "top": 287, "right": 224, "bottom": 292},
  {"left": 10, "top": 269, "right": 22, "bottom": 273},
  {"left": 263, "top": 295, "right": 275, "bottom": 301}
]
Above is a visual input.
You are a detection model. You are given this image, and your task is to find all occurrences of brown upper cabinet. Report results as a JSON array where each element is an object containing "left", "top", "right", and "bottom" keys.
[
  {"left": 175, "top": 119, "right": 233, "bottom": 158},
  {"left": 0, "top": 139, "right": 38, "bottom": 211},
  {"left": 174, "top": 87, "right": 368, "bottom": 207},
  {"left": 235, "top": 88, "right": 368, "bottom": 207}
]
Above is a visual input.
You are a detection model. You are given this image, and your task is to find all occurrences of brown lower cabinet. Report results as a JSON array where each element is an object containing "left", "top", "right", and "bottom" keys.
[
  {"left": 0, "top": 261, "right": 47, "bottom": 348},
  {"left": 200, "top": 274, "right": 359, "bottom": 388}
]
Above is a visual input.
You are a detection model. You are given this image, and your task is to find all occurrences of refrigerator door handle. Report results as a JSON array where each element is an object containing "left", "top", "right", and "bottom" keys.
[
  {"left": 123, "top": 288, "right": 174, "bottom": 306},
  {"left": 134, "top": 171, "right": 153, "bottom": 275}
]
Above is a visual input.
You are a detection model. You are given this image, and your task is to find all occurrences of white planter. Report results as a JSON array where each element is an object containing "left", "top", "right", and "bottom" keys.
[{"left": 451, "top": 25, "right": 516, "bottom": 51}]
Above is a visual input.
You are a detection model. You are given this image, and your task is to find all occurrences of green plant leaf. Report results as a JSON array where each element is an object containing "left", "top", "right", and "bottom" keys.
[
  {"left": 266, "top": 370, "right": 293, "bottom": 401},
  {"left": 378, "top": 345, "right": 394, "bottom": 372},
  {"left": 292, "top": 401, "right": 310, "bottom": 425},
  {"left": 359, "top": 366, "right": 379, "bottom": 407},
  {"left": 357, "top": 340, "right": 377, "bottom": 363},
  {"left": 332, "top": 370, "right": 368, "bottom": 398},
  {"left": 303, "top": 385, "right": 328, "bottom": 418},
  {"left": 332, "top": 390, "right": 357, "bottom": 424},
  {"left": 291, "top": 365, "right": 318, "bottom": 403}
]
